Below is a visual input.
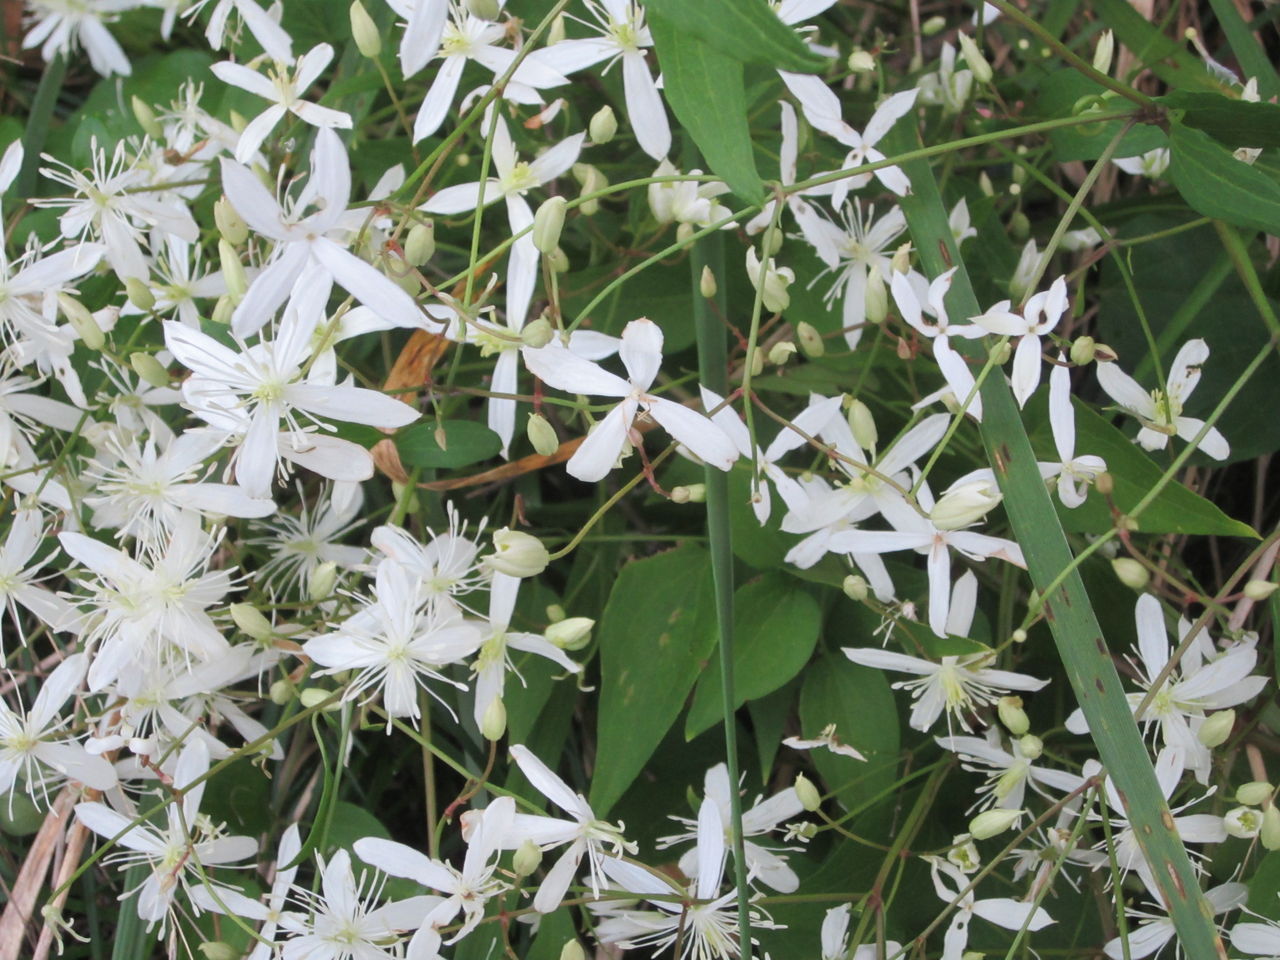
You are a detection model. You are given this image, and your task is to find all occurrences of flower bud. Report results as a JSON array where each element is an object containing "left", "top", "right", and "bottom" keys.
[
  {"left": 795, "top": 773, "right": 822, "bottom": 812},
  {"left": 214, "top": 196, "right": 248, "bottom": 245},
  {"left": 1009, "top": 210, "right": 1031, "bottom": 240},
  {"left": 969, "top": 808, "right": 1024, "bottom": 840},
  {"left": 197, "top": 943, "right": 239, "bottom": 960},
  {"left": 1094, "top": 471, "right": 1114, "bottom": 496},
  {"left": 1011, "top": 628, "right": 1028, "bottom": 643},
  {"left": 1093, "top": 29, "right": 1114, "bottom": 75},
  {"left": 890, "top": 242, "right": 912, "bottom": 277},
  {"left": 405, "top": 221, "right": 436, "bottom": 266},
  {"left": 922, "top": 15, "right": 947, "bottom": 35},
  {"left": 309, "top": 561, "right": 339, "bottom": 602},
  {"left": 796, "top": 321, "right": 824, "bottom": 358},
  {"left": 130, "top": 351, "right": 169, "bottom": 388},
  {"left": 521, "top": 316, "right": 554, "bottom": 348},
  {"left": 762, "top": 228, "right": 783, "bottom": 257},
  {"left": 700, "top": 265, "right": 718, "bottom": 299},
  {"left": 488, "top": 528, "right": 549, "bottom": 578},
  {"left": 350, "top": 0, "right": 381, "bottom": 57},
  {"left": 1262, "top": 805, "right": 1280, "bottom": 851},
  {"left": 589, "top": 105, "right": 617, "bottom": 144},
  {"left": 546, "top": 603, "right": 566, "bottom": 623},
  {"left": 748, "top": 347, "right": 765, "bottom": 377},
  {"left": 559, "top": 942, "right": 586, "bottom": 960},
  {"left": 269, "top": 679, "right": 294, "bottom": 705},
  {"left": 124, "top": 276, "right": 155, "bottom": 312},
  {"left": 211, "top": 295, "right": 234, "bottom": 325},
  {"left": 131, "top": 95, "right": 164, "bottom": 138},
  {"left": 481, "top": 697, "right": 507, "bottom": 740},
  {"left": 847, "top": 49, "right": 876, "bottom": 73},
  {"left": 533, "top": 196, "right": 568, "bottom": 255},
  {"left": 998, "top": 696, "right": 1030, "bottom": 735},
  {"left": 864, "top": 263, "right": 888, "bottom": 324},
  {"left": 768, "top": 341, "right": 797, "bottom": 366},
  {"left": 513, "top": 838, "right": 543, "bottom": 878},
  {"left": 1198, "top": 709, "right": 1235, "bottom": 748},
  {"left": 527, "top": 412, "right": 559, "bottom": 456},
  {"left": 1224, "top": 806, "right": 1263, "bottom": 839},
  {"left": 956, "top": 33, "right": 993, "bottom": 84},
  {"left": 1111, "top": 557, "right": 1149, "bottom": 591},
  {"left": 846, "top": 399, "right": 877, "bottom": 452},
  {"left": 547, "top": 246, "right": 570, "bottom": 273},
  {"left": 230, "top": 603, "right": 274, "bottom": 641},
  {"left": 220, "top": 239, "right": 247, "bottom": 300},
  {"left": 671, "top": 483, "right": 706, "bottom": 504},
  {"left": 546, "top": 617, "right": 593, "bottom": 651},
  {"left": 58, "top": 294, "right": 105, "bottom": 350},
  {"left": 1093, "top": 342, "right": 1118, "bottom": 363},
  {"left": 842, "top": 574, "right": 869, "bottom": 602},
  {"left": 931, "top": 480, "right": 1002, "bottom": 530},
  {"left": 300, "top": 688, "right": 339, "bottom": 710},
  {"left": 1237, "top": 781, "right": 1273, "bottom": 806},
  {"left": 1018, "top": 734, "right": 1043, "bottom": 759},
  {"left": 746, "top": 247, "right": 793, "bottom": 314},
  {"left": 1244, "top": 580, "right": 1279, "bottom": 601},
  {"left": 465, "top": 0, "right": 500, "bottom": 18},
  {"left": 574, "top": 162, "right": 607, "bottom": 215},
  {"left": 988, "top": 339, "right": 1011, "bottom": 365},
  {"left": 948, "top": 835, "right": 981, "bottom": 873},
  {"left": 1070, "top": 336, "right": 1096, "bottom": 366},
  {"left": 547, "top": 12, "right": 566, "bottom": 44}
]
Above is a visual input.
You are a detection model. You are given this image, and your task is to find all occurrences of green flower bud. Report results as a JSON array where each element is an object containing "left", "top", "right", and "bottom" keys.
[
  {"left": 130, "top": 351, "right": 170, "bottom": 388},
  {"left": 513, "top": 838, "right": 542, "bottom": 877},
  {"left": 211, "top": 295, "right": 235, "bottom": 325},
  {"left": 521, "top": 316, "right": 554, "bottom": 348},
  {"left": 466, "top": 0, "right": 500, "bottom": 19},
  {"left": 1070, "top": 336, "right": 1097, "bottom": 366},
  {"left": 197, "top": 943, "right": 239, "bottom": 960},
  {"left": 533, "top": 196, "right": 568, "bottom": 255},
  {"left": 547, "top": 12, "right": 565, "bottom": 44},
  {"left": 219, "top": 239, "right": 247, "bottom": 300},
  {"left": 748, "top": 347, "right": 764, "bottom": 377},
  {"left": 890, "top": 243, "right": 912, "bottom": 277},
  {"left": 1262, "top": 805, "right": 1280, "bottom": 851},
  {"left": 589, "top": 105, "right": 617, "bottom": 144},
  {"left": 1198, "top": 709, "right": 1235, "bottom": 748},
  {"left": 58, "top": 294, "right": 105, "bottom": 351},
  {"left": 547, "top": 246, "right": 570, "bottom": 273},
  {"left": 865, "top": 263, "right": 888, "bottom": 324},
  {"left": 545, "top": 617, "right": 594, "bottom": 651},
  {"left": 1111, "top": 558, "right": 1149, "bottom": 591},
  {"left": 309, "top": 561, "right": 339, "bottom": 602},
  {"left": 670, "top": 484, "right": 706, "bottom": 504},
  {"left": 957, "top": 33, "right": 993, "bottom": 84},
  {"left": 546, "top": 604, "right": 566, "bottom": 623},
  {"left": 842, "top": 574, "right": 869, "bottom": 602},
  {"left": 989, "top": 339, "right": 1011, "bottom": 365},
  {"left": 1018, "top": 734, "right": 1043, "bottom": 760},
  {"left": 269, "top": 679, "right": 294, "bottom": 705},
  {"left": 931, "top": 480, "right": 1002, "bottom": 530},
  {"left": 300, "top": 688, "right": 340, "bottom": 710},
  {"left": 488, "top": 528, "right": 549, "bottom": 578},
  {"left": 481, "top": 697, "right": 507, "bottom": 741},
  {"left": 998, "top": 696, "right": 1030, "bottom": 736},
  {"left": 969, "top": 808, "right": 1024, "bottom": 840},
  {"left": 1093, "top": 29, "right": 1114, "bottom": 75},
  {"left": 796, "top": 321, "right": 824, "bottom": 358},
  {"left": 846, "top": 399, "right": 877, "bottom": 451},
  {"left": 921, "top": 15, "right": 947, "bottom": 35},
  {"left": 768, "top": 341, "right": 797, "bottom": 366},
  {"left": 124, "top": 276, "right": 155, "bottom": 312},
  {"left": 527, "top": 412, "right": 559, "bottom": 456},
  {"left": 405, "top": 221, "right": 436, "bottom": 266},
  {"left": 1244, "top": 580, "right": 1279, "bottom": 601},
  {"left": 1237, "top": 782, "right": 1273, "bottom": 806},
  {"left": 350, "top": 0, "right": 381, "bottom": 57},
  {"left": 559, "top": 942, "right": 586, "bottom": 960},
  {"left": 214, "top": 196, "right": 248, "bottom": 245},
  {"left": 230, "top": 603, "right": 274, "bottom": 641},
  {"left": 795, "top": 773, "right": 822, "bottom": 812},
  {"left": 1010, "top": 210, "right": 1031, "bottom": 239},
  {"left": 847, "top": 49, "right": 876, "bottom": 73},
  {"left": 132, "top": 96, "right": 164, "bottom": 139}
]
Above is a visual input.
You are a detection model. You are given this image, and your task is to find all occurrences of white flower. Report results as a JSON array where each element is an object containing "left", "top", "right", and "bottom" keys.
[
  {"left": 75, "top": 739, "right": 257, "bottom": 930},
  {"left": 1114, "top": 148, "right": 1170, "bottom": 179},
  {"left": 802, "top": 89, "right": 920, "bottom": 206},
  {"left": 0, "top": 508, "right": 79, "bottom": 654},
  {"left": 917, "top": 43, "right": 973, "bottom": 114},
  {"left": 0, "top": 653, "right": 116, "bottom": 806},
  {"left": 188, "top": 0, "right": 293, "bottom": 61},
  {"left": 246, "top": 482, "right": 366, "bottom": 597},
  {"left": 843, "top": 647, "right": 1047, "bottom": 732},
  {"left": 1096, "top": 339, "right": 1229, "bottom": 459},
  {"left": 1104, "top": 882, "right": 1244, "bottom": 959},
  {"left": 972, "top": 275, "right": 1069, "bottom": 407},
  {"left": 220, "top": 128, "right": 425, "bottom": 338},
  {"left": 23, "top": 0, "right": 136, "bottom": 76},
  {"left": 506, "top": 743, "right": 636, "bottom": 913},
  {"left": 191, "top": 824, "right": 302, "bottom": 960},
  {"left": 369, "top": 505, "right": 489, "bottom": 613},
  {"left": 925, "top": 856, "right": 1054, "bottom": 960},
  {"left": 1066, "top": 594, "right": 1267, "bottom": 783},
  {"left": 303, "top": 560, "right": 483, "bottom": 724},
  {"left": 540, "top": 0, "right": 670, "bottom": 160},
  {"left": 522, "top": 318, "right": 738, "bottom": 483},
  {"left": 657, "top": 762, "right": 806, "bottom": 893},
  {"left": 648, "top": 159, "right": 733, "bottom": 229},
  {"left": 783, "top": 722, "right": 868, "bottom": 760},
  {"left": 1044, "top": 358, "right": 1106, "bottom": 508},
  {"left": 744, "top": 102, "right": 834, "bottom": 252},
  {"left": 212, "top": 44, "right": 353, "bottom": 163},
  {"left": 936, "top": 727, "right": 1083, "bottom": 811},
  {"left": 1232, "top": 915, "right": 1280, "bottom": 959},
  {"left": 891, "top": 268, "right": 987, "bottom": 420}
]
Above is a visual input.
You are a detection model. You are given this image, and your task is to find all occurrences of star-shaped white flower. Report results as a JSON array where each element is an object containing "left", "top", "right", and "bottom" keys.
[{"left": 972, "top": 275, "right": 1069, "bottom": 407}]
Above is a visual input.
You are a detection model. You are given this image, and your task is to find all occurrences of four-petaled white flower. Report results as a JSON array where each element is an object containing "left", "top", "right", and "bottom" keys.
[
  {"left": 523, "top": 318, "right": 738, "bottom": 483},
  {"left": 925, "top": 855, "right": 1054, "bottom": 960},
  {"left": 1045, "top": 357, "right": 1106, "bottom": 508},
  {"left": 892, "top": 267, "right": 987, "bottom": 420},
  {"left": 973, "top": 275, "right": 1069, "bottom": 407}
]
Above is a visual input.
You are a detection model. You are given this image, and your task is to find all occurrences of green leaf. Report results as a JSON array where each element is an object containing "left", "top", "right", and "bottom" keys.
[
  {"left": 591, "top": 544, "right": 716, "bottom": 815},
  {"left": 1248, "top": 852, "right": 1280, "bottom": 920},
  {"left": 395, "top": 420, "right": 501, "bottom": 469},
  {"left": 643, "top": 0, "right": 826, "bottom": 73},
  {"left": 1035, "top": 71, "right": 1166, "bottom": 162},
  {"left": 1169, "top": 121, "right": 1280, "bottom": 235},
  {"left": 797, "top": 654, "right": 900, "bottom": 812},
  {"left": 649, "top": 14, "right": 764, "bottom": 204},
  {"left": 685, "top": 574, "right": 821, "bottom": 739},
  {"left": 1159, "top": 92, "right": 1280, "bottom": 148},
  {"left": 1024, "top": 393, "right": 1258, "bottom": 538}
]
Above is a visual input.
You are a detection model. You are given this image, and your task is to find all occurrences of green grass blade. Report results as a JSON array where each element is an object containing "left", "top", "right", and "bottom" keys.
[{"left": 891, "top": 126, "right": 1228, "bottom": 960}]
